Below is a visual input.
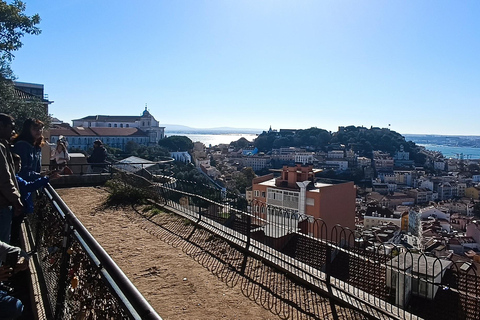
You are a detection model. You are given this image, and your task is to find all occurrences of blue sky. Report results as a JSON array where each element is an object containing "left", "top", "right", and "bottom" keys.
[{"left": 11, "top": 1, "right": 480, "bottom": 135}]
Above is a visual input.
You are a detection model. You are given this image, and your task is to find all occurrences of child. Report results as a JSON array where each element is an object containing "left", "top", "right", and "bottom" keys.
[
  {"left": 10, "top": 154, "right": 52, "bottom": 246},
  {"left": 12, "top": 154, "right": 50, "bottom": 214}
]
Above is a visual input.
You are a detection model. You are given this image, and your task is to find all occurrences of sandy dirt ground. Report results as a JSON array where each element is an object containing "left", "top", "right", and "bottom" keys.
[{"left": 57, "top": 187, "right": 278, "bottom": 320}]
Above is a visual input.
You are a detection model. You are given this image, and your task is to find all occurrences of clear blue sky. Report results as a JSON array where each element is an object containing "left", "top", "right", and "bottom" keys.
[{"left": 11, "top": 0, "right": 480, "bottom": 135}]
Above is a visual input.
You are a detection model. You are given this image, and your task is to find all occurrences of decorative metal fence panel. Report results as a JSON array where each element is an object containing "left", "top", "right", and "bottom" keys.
[
  {"left": 154, "top": 176, "right": 480, "bottom": 320},
  {"left": 25, "top": 185, "right": 162, "bottom": 320}
]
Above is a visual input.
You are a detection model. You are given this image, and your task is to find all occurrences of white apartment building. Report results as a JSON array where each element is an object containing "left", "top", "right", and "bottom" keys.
[
  {"left": 327, "top": 150, "right": 344, "bottom": 159},
  {"left": 326, "top": 160, "right": 348, "bottom": 171},
  {"left": 394, "top": 145, "right": 410, "bottom": 160},
  {"left": 357, "top": 156, "right": 371, "bottom": 168},
  {"left": 363, "top": 213, "right": 401, "bottom": 230},
  {"left": 243, "top": 156, "right": 271, "bottom": 171},
  {"left": 294, "top": 152, "right": 315, "bottom": 164},
  {"left": 271, "top": 147, "right": 298, "bottom": 162},
  {"left": 170, "top": 151, "right": 192, "bottom": 163}
]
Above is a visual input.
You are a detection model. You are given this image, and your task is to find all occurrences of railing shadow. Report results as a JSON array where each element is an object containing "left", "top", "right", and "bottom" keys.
[{"left": 127, "top": 205, "right": 368, "bottom": 320}]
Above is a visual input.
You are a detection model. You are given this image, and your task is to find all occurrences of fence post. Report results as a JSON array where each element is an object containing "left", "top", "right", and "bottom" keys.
[
  {"left": 246, "top": 215, "right": 251, "bottom": 250},
  {"left": 198, "top": 203, "right": 202, "bottom": 223},
  {"left": 325, "top": 244, "right": 340, "bottom": 320},
  {"left": 54, "top": 221, "right": 72, "bottom": 320},
  {"left": 325, "top": 244, "right": 331, "bottom": 282}
]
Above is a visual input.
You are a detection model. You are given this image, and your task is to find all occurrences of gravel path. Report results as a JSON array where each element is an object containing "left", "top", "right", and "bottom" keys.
[{"left": 57, "top": 187, "right": 277, "bottom": 320}]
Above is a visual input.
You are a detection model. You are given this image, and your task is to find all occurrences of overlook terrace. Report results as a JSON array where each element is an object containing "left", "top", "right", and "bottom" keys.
[{"left": 15, "top": 163, "right": 480, "bottom": 319}]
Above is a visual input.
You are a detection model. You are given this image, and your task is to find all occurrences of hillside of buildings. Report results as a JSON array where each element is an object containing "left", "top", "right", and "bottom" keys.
[{"left": 254, "top": 126, "right": 426, "bottom": 164}]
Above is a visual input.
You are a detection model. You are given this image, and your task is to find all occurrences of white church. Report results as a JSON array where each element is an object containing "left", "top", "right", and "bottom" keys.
[{"left": 50, "top": 108, "right": 165, "bottom": 151}]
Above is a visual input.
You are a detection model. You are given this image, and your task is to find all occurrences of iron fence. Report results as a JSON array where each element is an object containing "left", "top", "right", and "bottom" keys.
[
  {"left": 42, "top": 158, "right": 175, "bottom": 176},
  {"left": 153, "top": 175, "right": 480, "bottom": 320},
  {"left": 24, "top": 184, "right": 162, "bottom": 320}
]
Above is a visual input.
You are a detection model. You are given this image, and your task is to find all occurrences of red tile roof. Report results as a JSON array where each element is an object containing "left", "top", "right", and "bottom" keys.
[{"left": 49, "top": 127, "right": 147, "bottom": 137}]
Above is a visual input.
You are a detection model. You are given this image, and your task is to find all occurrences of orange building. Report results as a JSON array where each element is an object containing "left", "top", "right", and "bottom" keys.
[{"left": 251, "top": 164, "right": 356, "bottom": 232}]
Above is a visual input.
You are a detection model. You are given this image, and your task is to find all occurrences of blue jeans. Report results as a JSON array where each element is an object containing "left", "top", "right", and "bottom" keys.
[
  {"left": 0, "top": 207, "right": 12, "bottom": 244},
  {"left": 0, "top": 290, "right": 23, "bottom": 319}
]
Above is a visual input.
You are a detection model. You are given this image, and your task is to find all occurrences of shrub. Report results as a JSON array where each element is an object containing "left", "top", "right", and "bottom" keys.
[{"left": 104, "top": 179, "right": 158, "bottom": 206}]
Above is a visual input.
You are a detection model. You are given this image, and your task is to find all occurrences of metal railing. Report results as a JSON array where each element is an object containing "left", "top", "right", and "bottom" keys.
[
  {"left": 42, "top": 158, "right": 175, "bottom": 176},
  {"left": 24, "top": 184, "right": 162, "bottom": 320},
  {"left": 152, "top": 176, "right": 480, "bottom": 320}
]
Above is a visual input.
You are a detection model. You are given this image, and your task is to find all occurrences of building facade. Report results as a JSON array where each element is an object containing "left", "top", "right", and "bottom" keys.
[
  {"left": 71, "top": 107, "right": 165, "bottom": 145},
  {"left": 251, "top": 164, "right": 356, "bottom": 232},
  {"left": 49, "top": 127, "right": 150, "bottom": 151},
  {"left": 51, "top": 108, "right": 165, "bottom": 151}
]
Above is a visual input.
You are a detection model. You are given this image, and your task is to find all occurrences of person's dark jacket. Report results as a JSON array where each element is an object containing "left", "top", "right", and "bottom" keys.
[
  {"left": 12, "top": 140, "right": 41, "bottom": 181},
  {"left": 0, "top": 140, "right": 21, "bottom": 209},
  {"left": 16, "top": 175, "right": 49, "bottom": 214},
  {"left": 87, "top": 146, "right": 107, "bottom": 167}
]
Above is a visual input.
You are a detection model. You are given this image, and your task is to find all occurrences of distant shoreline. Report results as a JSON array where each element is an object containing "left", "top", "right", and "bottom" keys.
[
  {"left": 163, "top": 131, "right": 480, "bottom": 159},
  {"left": 165, "top": 132, "right": 258, "bottom": 147}
]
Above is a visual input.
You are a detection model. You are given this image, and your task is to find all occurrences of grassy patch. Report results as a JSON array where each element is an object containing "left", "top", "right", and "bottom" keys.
[
  {"left": 104, "top": 179, "right": 158, "bottom": 207},
  {"left": 150, "top": 208, "right": 163, "bottom": 217}
]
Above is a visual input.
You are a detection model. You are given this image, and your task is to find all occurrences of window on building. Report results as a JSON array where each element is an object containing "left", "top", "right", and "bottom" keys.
[
  {"left": 284, "top": 191, "right": 299, "bottom": 203},
  {"left": 108, "top": 123, "right": 112, "bottom": 127},
  {"left": 261, "top": 192, "right": 265, "bottom": 198},
  {"left": 120, "top": 124, "right": 123, "bottom": 128},
  {"left": 306, "top": 198, "right": 315, "bottom": 206},
  {"left": 114, "top": 124, "right": 117, "bottom": 127},
  {"left": 254, "top": 190, "right": 260, "bottom": 197},
  {"left": 126, "top": 124, "right": 129, "bottom": 128},
  {"left": 268, "top": 189, "right": 283, "bottom": 200}
]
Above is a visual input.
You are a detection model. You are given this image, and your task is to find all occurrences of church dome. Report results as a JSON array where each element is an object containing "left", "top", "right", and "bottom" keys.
[{"left": 142, "top": 107, "right": 151, "bottom": 117}]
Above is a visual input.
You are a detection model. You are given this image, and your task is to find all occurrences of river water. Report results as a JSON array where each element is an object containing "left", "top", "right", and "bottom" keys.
[
  {"left": 164, "top": 132, "right": 480, "bottom": 159},
  {"left": 418, "top": 144, "right": 480, "bottom": 159},
  {"left": 165, "top": 132, "right": 258, "bottom": 147}
]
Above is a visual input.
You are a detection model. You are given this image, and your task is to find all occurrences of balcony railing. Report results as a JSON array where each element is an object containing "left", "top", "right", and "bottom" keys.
[
  {"left": 152, "top": 176, "right": 480, "bottom": 320},
  {"left": 42, "top": 157, "right": 175, "bottom": 176},
  {"left": 24, "top": 184, "right": 162, "bottom": 320},
  {"left": 26, "top": 170, "right": 480, "bottom": 320}
]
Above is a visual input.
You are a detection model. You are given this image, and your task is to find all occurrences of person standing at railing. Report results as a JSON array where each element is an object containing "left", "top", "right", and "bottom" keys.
[
  {"left": 54, "top": 141, "right": 70, "bottom": 173},
  {"left": 11, "top": 119, "right": 44, "bottom": 182},
  {"left": 0, "top": 114, "right": 23, "bottom": 244},
  {"left": 87, "top": 139, "right": 107, "bottom": 173},
  {"left": 0, "top": 240, "right": 29, "bottom": 320}
]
